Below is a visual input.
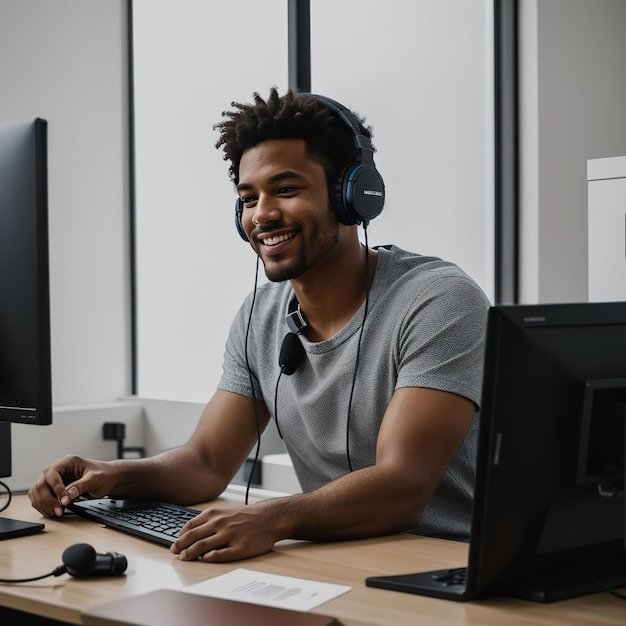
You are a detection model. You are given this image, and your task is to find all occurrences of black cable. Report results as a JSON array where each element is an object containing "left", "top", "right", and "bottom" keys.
[
  {"left": 250, "top": 223, "right": 372, "bottom": 481},
  {"left": 273, "top": 371, "right": 285, "bottom": 439},
  {"left": 0, "top": 480, "right": 12, "bottom": 513},
  {"left": 244, "top": 256, "right": 262, "bottom": 505},
  {"left": 345, "top": 223, "right": 372, "bottom": 472},
  {"left": 0, "top": 566, "right": 66, "bottom": 584}
]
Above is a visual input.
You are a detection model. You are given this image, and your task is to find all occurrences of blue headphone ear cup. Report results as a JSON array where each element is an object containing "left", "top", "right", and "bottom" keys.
[
  {"left": 234, "top": 197, "right": 248, "bottom": 241},
  {"left": 332, "top": 164, "right": 358, "bottom": 225},
  {"left": 349, "top": 163, "right": 385, "bottom": 223},
  {"left": 333, "top": 163, "right": 386, "bottom": 226},
  {"left": 313, "top": 94, "right": 385, "bottom": 224}
]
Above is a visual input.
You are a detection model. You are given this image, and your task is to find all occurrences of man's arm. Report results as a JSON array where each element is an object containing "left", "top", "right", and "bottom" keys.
[
  {"left": 171, "top": 386, "right": 476, "bottom": 562},
  {"left": 29, "top": 391, "right": 268, "bottom": 517}
]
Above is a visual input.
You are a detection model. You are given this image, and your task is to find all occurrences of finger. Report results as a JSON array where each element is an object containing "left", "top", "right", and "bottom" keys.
[
  {"left": 48, "top": 480, "right": 77, "bottom": 516},
  {"left": 171, "top": 528, "right": 227, "bottom": 560},
  {"left": 54, "top": 475, "right": 97, "bottom": 509},
  {"left": 199, "top": 546, "right": 244, "bottom": 563},
  {"left": 48, "top": 473, "right": 70, "bottom": 502},
  {"left": 62, "top": 467, "right": 110, "bottom": 502},
  {"left": 170, "top": 524, "right": 210, "bottom": 555},
  {"left": 177, "top": 507, "right": 219, "bottom": 536},
  {"left": 27, "top": 485, "right": 57, "bottom": 518},
  {"left": 177, "top": 517, "right": 199, "bottom": 535},
  {"left": 174, "top": 540, "right": 215, "bottom": 561},
  {"left": 47, "top": 460, "right": 83, "bottom": 506},
  {"left": 30, "top": 491, "right": 65, "bottom": 518},
  {"left": 28, "top": 471, "right": 68, "bottom": 517},
  {"left": 58, "top": 482, "right": 81, "bottom": 506}
]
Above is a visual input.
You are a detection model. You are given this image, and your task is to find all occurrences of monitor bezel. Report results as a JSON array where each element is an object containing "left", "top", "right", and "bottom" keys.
[
  {"left": 466, "top": 302, "right": 626, "bottom": 601},
  {"left": 0, "top": 118, "right": 52, "bottom": 427}
]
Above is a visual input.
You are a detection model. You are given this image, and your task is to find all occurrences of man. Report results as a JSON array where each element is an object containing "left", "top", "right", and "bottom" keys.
[{"left": 29, "top": 88, "right": 489, "bottom": 562}]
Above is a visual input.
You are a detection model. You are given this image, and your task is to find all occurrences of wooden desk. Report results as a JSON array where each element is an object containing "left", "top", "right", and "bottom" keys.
[{"left": 1, "top": 495, "right": 625, "bottom": 626}]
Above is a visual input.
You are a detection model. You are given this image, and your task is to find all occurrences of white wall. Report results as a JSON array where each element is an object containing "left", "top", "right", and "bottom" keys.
[
  {"left": 132, "top": 0, "right": 289, "bottom": 403},
  {"left": 310, "top": 0, "right": 494, "bottom": 295},
  {"left": 0, "top": 0, "right": 131, "bottom": 405},
  {"left": 0, "top": 0, "right": 131, "bottom": 491},
  {"left": 9, "top": 403, "right": 144, "bottom": 492},
  {"left": 518, "top": 0, "right": 626, "bottom": 303},
  {"left": 133, "top": 0, "right": 495, "bottom": 403}
]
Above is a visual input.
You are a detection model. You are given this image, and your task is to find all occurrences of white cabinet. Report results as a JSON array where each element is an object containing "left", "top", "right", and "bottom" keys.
[{"left": 587, "top": 156, "right": 626, "bottom": 302}]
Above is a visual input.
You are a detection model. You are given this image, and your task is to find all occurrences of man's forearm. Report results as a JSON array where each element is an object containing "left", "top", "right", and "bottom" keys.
[
  {"left": 255, "top": 465, "right": 424, "bottom": 542},
  {"left": 106, "top": 446, "right": 229, "bottom": 504}
]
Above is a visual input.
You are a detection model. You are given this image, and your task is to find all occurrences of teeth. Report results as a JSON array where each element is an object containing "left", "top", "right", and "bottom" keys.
[{"left": 262, "top": 232, "right": 295, "bottom": 246}]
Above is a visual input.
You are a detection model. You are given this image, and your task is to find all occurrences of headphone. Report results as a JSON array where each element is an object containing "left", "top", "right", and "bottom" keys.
[
  {"left": 234, "top": 94, "right": 385, "bottom": 241},
  {"left": 0, "top": 543, "right": 127, "bottom": 583}
]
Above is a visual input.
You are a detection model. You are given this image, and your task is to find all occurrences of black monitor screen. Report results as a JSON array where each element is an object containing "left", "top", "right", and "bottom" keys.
[
  {"left": 367, "top": 302, "right": 626, "bottom": 602},
  {"left": 0, "top": 119, "right": 52, "bottom": 428},
  {"left": 467, "top": 302, "right": 625, "bottom": 601}
]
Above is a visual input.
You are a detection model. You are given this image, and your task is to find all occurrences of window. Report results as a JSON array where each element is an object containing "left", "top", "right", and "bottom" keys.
[{"left": 132, "top": 0, "right": 494, "bottom": 402}]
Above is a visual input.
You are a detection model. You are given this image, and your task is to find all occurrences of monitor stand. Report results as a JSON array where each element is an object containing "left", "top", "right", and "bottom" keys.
[
  {"left": 504, "top": 554, "right": 626, "bottom": 602},
  {"left": 0, "top": 423, "right": 45, "bottom": 539},
  {"left": 0, "top": 517, "right": 45, "bottom": 539},
  {"left": 0, "top": 422, "right": 11, "bottom": 477}
]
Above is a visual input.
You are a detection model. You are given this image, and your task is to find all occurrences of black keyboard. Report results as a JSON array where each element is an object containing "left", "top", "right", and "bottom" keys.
[{"left": 67, "top": 497, "right": 200, "bottom": 546}]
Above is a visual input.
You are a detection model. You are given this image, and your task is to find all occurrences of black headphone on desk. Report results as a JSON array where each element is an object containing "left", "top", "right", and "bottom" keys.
[
  {"left": 0, "top": 543, "right": 127, "bottom": 583},
  {"left": 234, "top": 94, "right": 386, "bottom": 241}
]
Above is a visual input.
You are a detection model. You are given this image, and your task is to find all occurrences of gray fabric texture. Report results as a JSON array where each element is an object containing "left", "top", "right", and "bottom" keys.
[{"left": 218, "top": 245, "right": 490, "bottom": 539}]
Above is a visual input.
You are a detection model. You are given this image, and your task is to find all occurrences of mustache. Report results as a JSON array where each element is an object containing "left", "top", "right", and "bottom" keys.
[
  {"left": 254, "top": 221, "right": 286, "bottom": 233},
  {"left": 252, "top": 221, "right": 296, "bottom": 240}
]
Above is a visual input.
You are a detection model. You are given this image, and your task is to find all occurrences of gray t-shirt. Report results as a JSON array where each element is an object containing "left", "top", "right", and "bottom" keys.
[{"left": 218, "top": 245, "right": 490, "bottom": 539}]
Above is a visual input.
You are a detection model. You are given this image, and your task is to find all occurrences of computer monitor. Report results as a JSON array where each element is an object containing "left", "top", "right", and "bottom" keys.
[
  {"left": 367, "top": 302, "right": 626, "bottom": 602},
  {"left": 0, "top": 118, "right": 52, "bottom": 537}
]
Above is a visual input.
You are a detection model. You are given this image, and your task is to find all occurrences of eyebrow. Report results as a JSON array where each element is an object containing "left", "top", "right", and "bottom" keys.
[{"left": 236, "top": 170, "right": 305, "bottom": 192}]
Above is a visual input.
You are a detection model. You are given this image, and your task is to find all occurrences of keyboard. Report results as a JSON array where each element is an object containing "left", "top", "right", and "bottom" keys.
[{"left": 67, "top": 497, "right": 201, "bottom": 546}]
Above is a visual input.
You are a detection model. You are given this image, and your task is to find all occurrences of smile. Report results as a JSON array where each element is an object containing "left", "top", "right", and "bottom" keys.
[{"left": 260, "top": 231, "right": 296, "bottom": 247}]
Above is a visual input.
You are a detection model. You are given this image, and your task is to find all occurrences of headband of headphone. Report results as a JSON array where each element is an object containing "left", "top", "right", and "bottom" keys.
[{"left": 234, "top": 94, "right": 385, "bottom": 241}]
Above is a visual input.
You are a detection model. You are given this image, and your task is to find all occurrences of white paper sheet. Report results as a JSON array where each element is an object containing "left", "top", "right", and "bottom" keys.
[{"left": 183, "top": 568, "right": 351, "bottom": 612}]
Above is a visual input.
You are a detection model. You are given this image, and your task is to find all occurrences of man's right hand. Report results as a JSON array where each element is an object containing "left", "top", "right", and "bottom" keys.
[{"left": 28, "top": 455, "right": 115, "bottom": 518}]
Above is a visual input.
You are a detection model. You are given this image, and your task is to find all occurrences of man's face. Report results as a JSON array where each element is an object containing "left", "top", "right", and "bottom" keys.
[{"left": 237, "top": 138, "right": 341, "bottom": 282}]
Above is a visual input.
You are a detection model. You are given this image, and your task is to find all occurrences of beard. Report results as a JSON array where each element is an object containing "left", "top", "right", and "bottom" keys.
[{"left": 260, "top": 211, "right": 341, "bottom": 283}]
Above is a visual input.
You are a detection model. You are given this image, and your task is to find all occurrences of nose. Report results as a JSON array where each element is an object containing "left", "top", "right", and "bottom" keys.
[{"left": 250, "top": 193, "right": 280, "bottom": 228}]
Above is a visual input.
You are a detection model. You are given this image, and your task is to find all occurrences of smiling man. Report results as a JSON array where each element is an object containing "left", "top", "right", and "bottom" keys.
[
  {"left": 29, "top": 88, "right": 490, "bottom": 563},
  {"left": 237, "top": 139, "right": 343, "bottom": 285}
]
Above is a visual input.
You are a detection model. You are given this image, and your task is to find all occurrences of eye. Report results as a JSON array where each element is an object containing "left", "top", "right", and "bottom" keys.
[
  {"left": 277, "top": 186, "right": 299, "bottom": 196},
  {"left": 240, "top": 195, "right": 257, "bottom": 208}
]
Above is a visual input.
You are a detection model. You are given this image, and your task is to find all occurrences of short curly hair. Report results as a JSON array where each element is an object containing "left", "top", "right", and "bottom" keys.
[{"left": 214, "top": 87, "right": 374, "bottom": 189}]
